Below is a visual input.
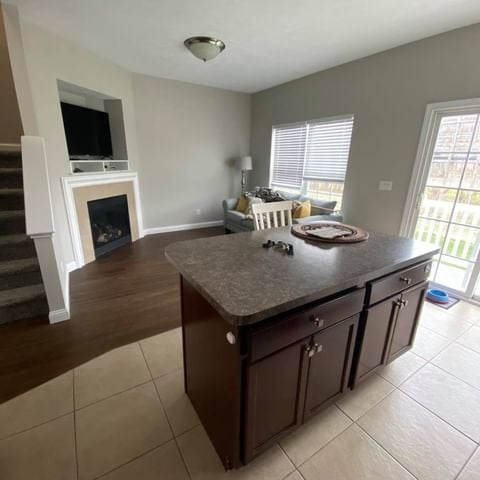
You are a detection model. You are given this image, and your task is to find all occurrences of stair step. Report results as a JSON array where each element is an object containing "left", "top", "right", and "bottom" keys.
[
  {"left": 0, "top": 154, "right": 21, "bottom": 168},
  {"left": 0, "top": 234, "right": 35, "bottom": 261},
  {"left": 0, "top": 257, "right": 39, "bottom": 276},
  {"left": 0, "top": 284, "right": 48, "bottom": 324},
  {"left": 0, "top": 146, "right": 21, "bottom": 154},
  {"left": 0, "top": 257, "right": 42, "bottom": 291},
  {"left": 0, "top": 168, "right": 23, "bottom": 188},
  {"left": 0, "top": 210, "right": 25, "bottom": 234},
  {"left": 0, "top": 283, "right": 45, "bottom": 307},
  {"left": 0, "top": 188, "right": 24, "bottom": 210}
]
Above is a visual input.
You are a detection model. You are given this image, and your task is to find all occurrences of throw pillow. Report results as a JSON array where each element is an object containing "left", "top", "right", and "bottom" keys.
[
  {"left": 236, "top": 195, "right": 249, "bottom": 213},
  {"left": 293, "top": 199, "right": 311, "bottom": 218}
]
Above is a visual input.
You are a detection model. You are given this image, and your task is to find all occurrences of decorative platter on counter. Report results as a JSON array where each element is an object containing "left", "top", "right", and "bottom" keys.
[{"left": 291, "top": 222, "right": 369, "bottom": 243}]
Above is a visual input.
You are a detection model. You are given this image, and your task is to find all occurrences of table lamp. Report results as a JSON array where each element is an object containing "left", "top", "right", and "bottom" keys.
[{"left": 236, "top": 156, "right": 252, "bottom": 194}]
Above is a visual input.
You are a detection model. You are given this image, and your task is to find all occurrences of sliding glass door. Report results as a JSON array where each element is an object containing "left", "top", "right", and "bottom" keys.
[{"left": 410, "top": 110, "right": 480, "bottom": 298}]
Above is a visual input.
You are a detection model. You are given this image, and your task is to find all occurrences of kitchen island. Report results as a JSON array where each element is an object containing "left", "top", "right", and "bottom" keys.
[{"left": 165, "top": 227, "right": 438, "bottom": 469}]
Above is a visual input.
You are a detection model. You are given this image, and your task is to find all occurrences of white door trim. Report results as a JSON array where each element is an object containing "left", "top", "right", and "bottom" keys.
[{"left": 399, "top": 98, "right": 480, "bottom": 237}]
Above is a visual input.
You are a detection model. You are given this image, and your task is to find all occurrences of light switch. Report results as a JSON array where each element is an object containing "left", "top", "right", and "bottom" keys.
[{"left": 379, "top": 180, "right": 393, "bottom": 191}]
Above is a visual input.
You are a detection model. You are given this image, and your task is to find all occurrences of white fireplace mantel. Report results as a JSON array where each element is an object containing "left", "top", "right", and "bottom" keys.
[{"left": 62, "top": 171, "right": 144, "bottom": 268}]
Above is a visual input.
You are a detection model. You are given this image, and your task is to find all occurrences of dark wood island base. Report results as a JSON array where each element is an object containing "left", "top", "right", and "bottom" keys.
[
  {"left": 180, "top": 259, "right": 431, "bottom": 469},
  {"left": 166, "top": 228, "right": 438, "bottom": 469}
]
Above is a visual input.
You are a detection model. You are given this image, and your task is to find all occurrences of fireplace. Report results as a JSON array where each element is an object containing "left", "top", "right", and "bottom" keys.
[{"left": 87, "top": 194, "right": 131, "bottom": 258}]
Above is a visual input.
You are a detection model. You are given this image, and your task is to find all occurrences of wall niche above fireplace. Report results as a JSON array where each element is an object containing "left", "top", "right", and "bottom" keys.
[{"left": 87, "top": 195, "right": 131, "bottom": 258}]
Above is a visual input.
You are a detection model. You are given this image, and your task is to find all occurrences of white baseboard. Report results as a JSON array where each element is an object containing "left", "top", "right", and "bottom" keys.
[
  {"left": 144, "top": 220, "right": 223, "bottom": 236},
  {"left": 49, "top": 308, "right": 70, "bottom": 324},
  {"left": 50, "top": 260, "right": 78, "bottom": 324}
]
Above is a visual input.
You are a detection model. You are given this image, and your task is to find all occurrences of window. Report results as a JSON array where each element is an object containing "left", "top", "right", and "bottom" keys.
[{"left": 269, "top": 115, "right": 354, "bottom": 209}]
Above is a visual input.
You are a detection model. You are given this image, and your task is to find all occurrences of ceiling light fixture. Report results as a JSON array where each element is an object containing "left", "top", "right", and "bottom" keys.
[{"left": 184, "top": 36, "right": 226, "bottom": 62}]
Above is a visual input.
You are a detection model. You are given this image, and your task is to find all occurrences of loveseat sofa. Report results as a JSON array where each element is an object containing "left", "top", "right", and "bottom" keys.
[{"left": 222, "top": 192, "right": 343, "bottom": 233}]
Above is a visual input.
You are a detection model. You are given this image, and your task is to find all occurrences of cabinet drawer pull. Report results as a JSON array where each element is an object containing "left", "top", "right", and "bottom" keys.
[
  {"left": 399, "top": 276, "right": 412, "bottom": 285},
  {"left": 312, "top": 317, "right": 324, "bottom": 328},
  {"left": 315, "top": 344, "right": 323, "bottom": 354}
]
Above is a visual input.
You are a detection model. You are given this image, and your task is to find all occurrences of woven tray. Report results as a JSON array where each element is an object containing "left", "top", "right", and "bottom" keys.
[{"left": 291, "top": 222, "right": 369, "bottom": 243}]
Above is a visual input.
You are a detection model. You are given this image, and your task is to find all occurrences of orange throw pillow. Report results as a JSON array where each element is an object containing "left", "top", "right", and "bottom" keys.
[
  {"left": 236, "top": 195, "right": 249, "bottom": 213},
  {"left": 293, "top": 200, "right": 311, "bottom": 219}
]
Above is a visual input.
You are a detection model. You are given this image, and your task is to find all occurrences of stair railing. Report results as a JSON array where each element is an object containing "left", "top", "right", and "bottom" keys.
[{"left": 21, "top": 136, "right": 70, "bottom": 323}]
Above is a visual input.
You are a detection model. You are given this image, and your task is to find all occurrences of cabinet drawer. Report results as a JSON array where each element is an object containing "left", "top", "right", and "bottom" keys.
[
  {"left": 366, "top": 260, "right": 432, "bottom": 305},
  {"left": 248, "top": 289, "right": 365, "bottom": 363}
]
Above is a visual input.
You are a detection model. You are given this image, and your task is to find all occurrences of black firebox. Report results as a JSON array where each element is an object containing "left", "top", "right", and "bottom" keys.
[{"left": 87, "top": 195, "right": 131, "bottom": 258}]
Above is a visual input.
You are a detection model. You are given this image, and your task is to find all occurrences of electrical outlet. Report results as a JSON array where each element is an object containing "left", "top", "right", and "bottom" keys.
[
  {"left": 378, "top": 180, "right": 393, "bottom": 191},
  {"left": 195, "top": 209, "right": 201, "bottom": 215}
]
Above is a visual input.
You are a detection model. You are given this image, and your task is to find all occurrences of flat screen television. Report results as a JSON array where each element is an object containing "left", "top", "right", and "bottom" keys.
[{"left": 61, "top": 102, "right": 113, "bottom": 159}]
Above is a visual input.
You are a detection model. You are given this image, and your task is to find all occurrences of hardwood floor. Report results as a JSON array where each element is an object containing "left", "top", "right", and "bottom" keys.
[{"left": 0, "top": 227, "right": 223, "bottom": 403}]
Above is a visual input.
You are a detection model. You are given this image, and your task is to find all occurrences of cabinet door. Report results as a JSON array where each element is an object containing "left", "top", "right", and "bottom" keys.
[
  {"left": 387, "top": 282, "right": 427, "bottom": 362},
  {"left": 304, "top": 315, "right": 359, "bottom": 420},
  {"left": 244, "top": 338, "right": 309, "bottom": 461},
  {"left": 353, "top": 298, "right": 398, "bottom": 385}
]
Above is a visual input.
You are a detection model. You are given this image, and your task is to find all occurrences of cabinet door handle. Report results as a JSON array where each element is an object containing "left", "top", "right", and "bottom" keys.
[
  {"left": 315, "top": 343, "right": 323, "bottom": 354},
  {"left": 394, "top": 298, "right": 409, "bottom": 309},
  {"left": 399, "top": 276, "right": 412, "bottom": 285},
  {"left": 312, "top": 317, "right": 325, "bottom": 328},
  {"left": 226, "top": 332, "right": 236, "bottom": 344},
  {"left": 305, "top": 345, "right": 315, "bottom": 357}
]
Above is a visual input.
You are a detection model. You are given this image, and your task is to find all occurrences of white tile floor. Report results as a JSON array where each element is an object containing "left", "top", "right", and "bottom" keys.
[{"left": 0, "top": 300, "right": 479, "bottom": 479}]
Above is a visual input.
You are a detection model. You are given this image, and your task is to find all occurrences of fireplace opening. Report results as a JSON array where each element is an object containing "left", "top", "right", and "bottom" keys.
[{"left": 87, "top": 195, "right": 131, "bottom": 258}]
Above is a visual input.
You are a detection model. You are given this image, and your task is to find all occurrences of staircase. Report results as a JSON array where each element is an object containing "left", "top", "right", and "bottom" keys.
[{"left": 0, "top": 149, "right": 48, "bottom": 324}]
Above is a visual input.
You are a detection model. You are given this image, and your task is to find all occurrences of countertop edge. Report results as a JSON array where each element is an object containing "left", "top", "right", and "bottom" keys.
[{"left": 165, "top": 247, "right": 438, "bottom": 327}]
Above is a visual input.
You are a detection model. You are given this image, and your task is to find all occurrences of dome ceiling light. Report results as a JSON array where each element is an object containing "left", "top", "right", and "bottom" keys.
[{"left": 184, "top": 36, "right": 226, "bottom": 62}]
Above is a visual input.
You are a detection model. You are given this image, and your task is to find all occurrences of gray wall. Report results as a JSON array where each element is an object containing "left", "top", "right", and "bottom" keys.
[
  {"left": 132, "top": 74, "right": 251, "bottom": 229},
  {"left": 0, "top": 6, "right": 23, "bottom": 143},
  {"left": 250, "top": 23, "right": 480, "bottom": 235},
  {"left": 14, "top": 20, "right": 141, "bottom": 274}
]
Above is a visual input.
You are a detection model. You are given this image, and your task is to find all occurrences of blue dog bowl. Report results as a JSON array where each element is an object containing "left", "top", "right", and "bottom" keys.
[{"left": 427, "top": 289, "right": 449, "bottom": 304}]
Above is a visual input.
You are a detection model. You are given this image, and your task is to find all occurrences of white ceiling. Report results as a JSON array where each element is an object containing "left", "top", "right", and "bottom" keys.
[{"left": 9, "top": 0, "right": 480, "bottom": 93}]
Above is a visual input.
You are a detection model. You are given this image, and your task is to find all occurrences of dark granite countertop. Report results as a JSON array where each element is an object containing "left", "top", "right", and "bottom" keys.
[{"left": 165, "top": 228, "right": 438, "bottom": 326}]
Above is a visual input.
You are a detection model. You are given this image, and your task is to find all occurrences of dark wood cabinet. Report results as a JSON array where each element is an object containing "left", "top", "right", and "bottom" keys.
[
  {"left": 387, "top": 282, "right": 427, "bottom": 362},
  {"left": 244, "top": 313, "right": 359, "bottom": 461},
  {"left": 352, "top": 280, "right": 428, "bottom": 386},
  {"left": 304, "top": 315, "right": 358, "bottom": 420},
  {"left": 244, "top": 338, "right": 309, "bottom": 460},
  {"left": 179, "top": 256, "right": 434, "bottom": 469},
  {"left": 354, "top": 299, "right": 398, "bottom": 383}
]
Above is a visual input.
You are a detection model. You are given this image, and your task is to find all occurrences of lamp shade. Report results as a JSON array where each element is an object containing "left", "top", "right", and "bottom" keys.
[{"left": 237, "top": 156, "right": 252, "bottom": 171}]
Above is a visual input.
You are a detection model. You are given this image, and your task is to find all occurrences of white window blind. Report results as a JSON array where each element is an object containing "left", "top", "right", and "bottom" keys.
[
  {"left": 270, "top": 123, "right": 307, "bottom": 189},
  {"left": 303, "top": 116, "right": 354, "bottom": 182},
  {"left": 270, "top": 115, "right": 354, "bottom": 191}
]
